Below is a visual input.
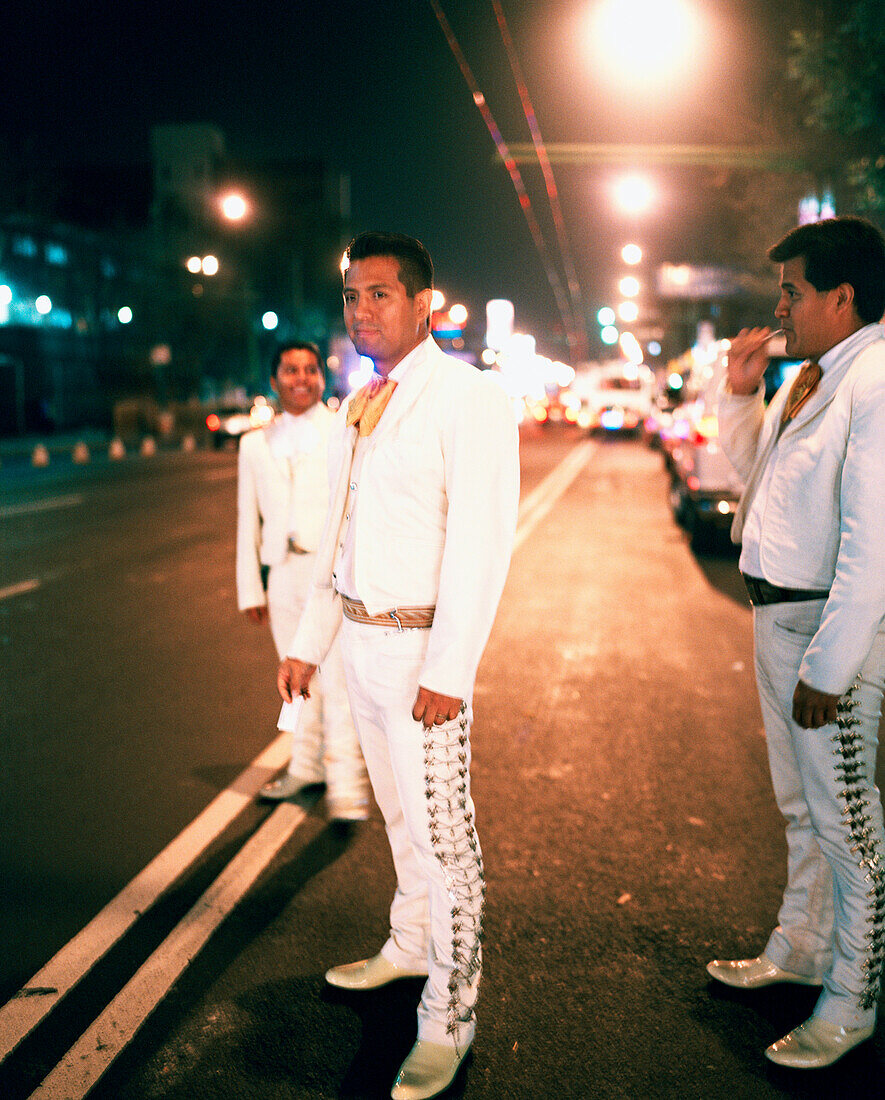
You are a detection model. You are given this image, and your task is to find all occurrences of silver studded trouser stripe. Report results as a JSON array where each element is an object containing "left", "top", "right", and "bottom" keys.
[
  {"left": 753, "top": 600, "right": 885, "bottom": 1029},
  {"left": 339, "top": 618, "right": 483, "bottom": 1049}
]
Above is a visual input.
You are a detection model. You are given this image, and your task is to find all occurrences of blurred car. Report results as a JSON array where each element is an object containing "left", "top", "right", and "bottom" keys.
[
  {"left": 206, "top": 396, "right": 275, "bottom": 448},
  {"left": 577, "top": 361, "right": 655, "bottom": 434},
  {"left": 667, "top": 338, "right": 802, "bottom": 550}
]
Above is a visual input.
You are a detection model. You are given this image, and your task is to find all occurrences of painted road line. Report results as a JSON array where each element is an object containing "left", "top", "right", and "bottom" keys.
[
  {"left": 0, "top": 494, "right": 83, "bottom": 519},
  {"left": 0, "top": 579, "right": 40, "bottom": 602},
  {"left": 514, "top": 440, "right": 596, "bottom": 553},
  {"left": 30, "top": 801, "right": 306, "bottom": 1100},
  {"left": 0, "top": 730, "right": 292, "bottom": 1063}
]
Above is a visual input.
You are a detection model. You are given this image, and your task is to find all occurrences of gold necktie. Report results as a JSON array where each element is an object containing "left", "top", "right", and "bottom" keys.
[
  {"left": 781, "top": 360, "right": 822, "bottom": 425},
  {"left": 346, "top": 376, "right": 398, "bottom": 436}
]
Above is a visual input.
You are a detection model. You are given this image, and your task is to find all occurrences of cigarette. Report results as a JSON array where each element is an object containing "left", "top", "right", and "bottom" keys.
[{"left": 764, "top": 329, "right": 784, "bottom": 340}]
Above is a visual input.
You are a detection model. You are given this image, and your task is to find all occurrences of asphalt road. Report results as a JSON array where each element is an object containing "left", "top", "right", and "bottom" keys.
[{"left": 1, "top": 426, "right": 883, "bottom": 1099}]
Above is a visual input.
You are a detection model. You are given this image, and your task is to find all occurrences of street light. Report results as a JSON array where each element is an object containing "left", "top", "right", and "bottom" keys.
[
  {"left": 588, "top": 0, "right": 702, "bottom": 92},
  {"left": 621, "top": 243, "right": 642, "bottom": 265},
  {"left": 219, "top": 191, "right": 249, "bottom": 222},
  {"left": 612, "top": 174, "right": 654, "bottom": 215},
  {"left": 619, "top": 275, "right": 640, "bottom": 297}
]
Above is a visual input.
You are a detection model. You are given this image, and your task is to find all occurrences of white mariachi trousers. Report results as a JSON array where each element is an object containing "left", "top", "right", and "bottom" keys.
[
  {"left": 754, "top": 598, "right": 885, "bottom": 1029},
  {"left": 267, "top": 554, "right": 368, "bottom": 819},
  {"left": 339, "top": 617, "right": 484, "bottom": 1051}
]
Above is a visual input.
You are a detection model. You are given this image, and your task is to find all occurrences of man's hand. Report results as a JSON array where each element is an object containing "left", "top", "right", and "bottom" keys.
[
  {"left": 793, "top": 679, "right": 841, "bottom": 729},
  {"left": 726, "top": 327, "right": 775, "bottom": 396},
  {"left": 278, "top": 658, "right": 317, "bottom": 703},
  {"left": 244, "top": 606, "right": 268, "bottom": 625},
  {"left": 412, "top": 686, "right": 463, "bottom": 729}
]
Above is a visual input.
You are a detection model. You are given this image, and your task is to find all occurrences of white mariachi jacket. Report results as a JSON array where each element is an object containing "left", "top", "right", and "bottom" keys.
[
  {"left": 718, "top": 323, "right": 885, "bottom": 695},
  {"left": 289, "top": 336, "right": 520, "bottom": 701},
  {"left": 235, "top": 404, "right": 335, "bottom": 611}
]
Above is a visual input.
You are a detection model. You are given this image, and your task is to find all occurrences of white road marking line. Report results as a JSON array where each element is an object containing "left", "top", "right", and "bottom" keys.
[
  {"left": 514, "top": 439, "right": 596, "bottom": 552},
  {"left": 0, "top": 578, "right": 41, "bottom": 601},
  {"left": 0, "top": 730, "right": 292, "bottom": 1063},
  {"left": 0, "top": 493, "right": 83, "bottom": 519},
  {"left": 29, "top": 801, "right": 306, "bottom": 1100}
]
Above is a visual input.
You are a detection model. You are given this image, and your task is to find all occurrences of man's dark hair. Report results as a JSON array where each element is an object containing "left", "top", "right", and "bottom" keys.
[
  {"left": 768, "top": 216, "right": 885, "bottom": 324},
  {"left": 271, "top": 340, "right": 323, "bottom": 377},
  {"left": 344, "top": 231, "right": 434, "bottom": 297}
]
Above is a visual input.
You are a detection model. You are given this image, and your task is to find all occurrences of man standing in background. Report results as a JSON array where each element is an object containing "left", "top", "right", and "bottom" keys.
[
  {"left": 710, "top": 217, "right": 885, "bottom": 1069},
  {"left": 237, "top": 341, "right": 368, "bottom": 823}
]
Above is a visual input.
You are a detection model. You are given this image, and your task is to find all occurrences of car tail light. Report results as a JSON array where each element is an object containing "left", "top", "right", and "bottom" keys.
[
  {"left": 206, "top": 414, "right": 221, "bottom": 431},
  {"left": 687, "top": 475, "right": 701, "bottom": 491}
]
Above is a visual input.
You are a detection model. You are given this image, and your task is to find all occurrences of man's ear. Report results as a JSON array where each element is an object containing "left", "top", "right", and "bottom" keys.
[
  {"left": 416, "top": 287, "right": 433, "bottom": 326},
  {"left": 270, "top": 374, "right": 280, "bottom": 396},
  {"left": 834, "top": 282, "right": 856, "bottom": 314}
]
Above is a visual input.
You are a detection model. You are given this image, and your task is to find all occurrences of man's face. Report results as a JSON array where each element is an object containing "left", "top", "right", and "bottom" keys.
[
  {"left": 774, "top": 256, "right": 845, "bottom": 361},
  {"left": 343, "top": 255, "right": 431, "bottom": 376},
  {"left": 271, "top": 348, "right": 323, "bottom": 415}
]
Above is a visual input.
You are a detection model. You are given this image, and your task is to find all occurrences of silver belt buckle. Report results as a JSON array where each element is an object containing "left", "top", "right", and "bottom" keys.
[{"left": 388, "top": 609, "right": 404, "bottom": 632}]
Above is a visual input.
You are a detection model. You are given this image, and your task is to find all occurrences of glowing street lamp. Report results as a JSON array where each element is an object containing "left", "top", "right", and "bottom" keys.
[
  {"left": 619, "top": 275, "right": 640, "bottom": 297},
  {"left": 201, "top": 255, "right": 219, "bottom": 276},
  {"left": 618, "top": 301, "right": 639, "bottom": 323},
  {"left": 588, "top": 0, "right": 703, "bottom": 91},
  {"left": 219, "top": 191, "right": 249, "bottom": 222},
  {"left": 448, "top": 303, "right": 468, "bottom": 326},
  {"left": 621, "top": 243, "right": 643, "bottom": 265},
  {"left": 613, "top": 174, "right": 654, "bottom": 215}
]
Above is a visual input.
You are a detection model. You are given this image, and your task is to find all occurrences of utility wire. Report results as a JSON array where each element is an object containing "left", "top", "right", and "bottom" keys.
[
  {"left": 429, "top": 0, "right": 577, "bottom": 360},
  {"left": 490, "top": 0, "right": 588, "bottom": 361}
]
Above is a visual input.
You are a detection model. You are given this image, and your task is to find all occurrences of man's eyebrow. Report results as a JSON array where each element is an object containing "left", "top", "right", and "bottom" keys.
[{"left": 780, "top": 279, "right": 800, "bottom": 291}]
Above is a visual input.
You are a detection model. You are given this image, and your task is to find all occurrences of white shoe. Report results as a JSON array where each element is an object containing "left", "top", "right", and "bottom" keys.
[
  {"left": 765, "top": 1015, "right": 875, "bottom": 1068},
  {"left": 706, "top": 953, "right": 821, "bottom": 989},
  {"left": 390, "top": 1040, "right": 471, "bottom": 1100},
  {"left": 325, "top": 953, "right": 427, "bottom": 990}
]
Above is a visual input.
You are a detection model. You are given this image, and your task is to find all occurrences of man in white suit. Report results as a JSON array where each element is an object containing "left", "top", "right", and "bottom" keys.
[
  {"left": 237, "top": 341, "right": 368, "bottom": 821},
  {"left": 709, "top": 217, "right": 885, "bottom": 1069},
  {"left": 278, "top": 233, "right": 519, "bottom": 1100}
]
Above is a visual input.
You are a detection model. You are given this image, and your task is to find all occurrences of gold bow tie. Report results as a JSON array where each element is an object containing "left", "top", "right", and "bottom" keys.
[
  {"left": 346, "top": 375, "right": 397, "bottom": 436},
  {"left": 781, "top": 360, "right": 822, "bottom": 424}
]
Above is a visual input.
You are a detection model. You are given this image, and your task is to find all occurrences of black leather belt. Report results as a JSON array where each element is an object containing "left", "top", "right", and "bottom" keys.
[{"left": 742, "top": 574, "right": 829, "bottom": 607}]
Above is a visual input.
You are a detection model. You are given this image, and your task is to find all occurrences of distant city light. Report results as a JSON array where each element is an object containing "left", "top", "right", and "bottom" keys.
[
  {"left": 0, "top": 284, "right": 12, "bottom": 306},
  {"left": 186, "top": 256, "right": 203, "bottom": 274},
  {"left": 668, "top": 372, "right": 684, "bottom": 390},
  {"left": 600, "top": 325, "right": 619, "bottom": 345},
  {"left": 648, "top": 340, "right": 662, "bottom": 356},
  {"left": 597, "top": 306, "right": 616, "bottom": 326},
  {"left": 117, "top": 306, "right": 133, "bottom": 324},
  {"left": 618, "top": 301, "right": 639, "bottom": 323},
  {"left": 448, "top": 303, "right": 468, "bottom": 326},
  {"left": 220, "top": 192, "right": 249, "bottom": 221},
  {"left": 619, "top": 276, "right": 640, "bottom": 297},
  {"left": 481, "top": 347, "right": 498, "bottom": 366},
  {"left": 431, "top": 289, "right": 446, "bottom": 311},
  {"left": 612, "top": 174, "right": 654, "bottom": 215},
  {"left": 485, "top": 298, "right": 515, "bottom": 352},
  {"left": 261, "top": 311, "right": 279, "bottom": 330},
  {"left": 201, "top": 255, "right": 219, "bottom": 276},
  {"left": 35, "top": 295, "right": 52, "bottom": 315},
  {"left": 621, "top": 243, "right": 643, "bottom": 265}
]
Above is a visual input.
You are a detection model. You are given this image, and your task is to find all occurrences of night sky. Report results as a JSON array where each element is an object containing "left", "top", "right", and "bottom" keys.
[{"left": 3, "top": 0, "right": 798, "bottom": 354}]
